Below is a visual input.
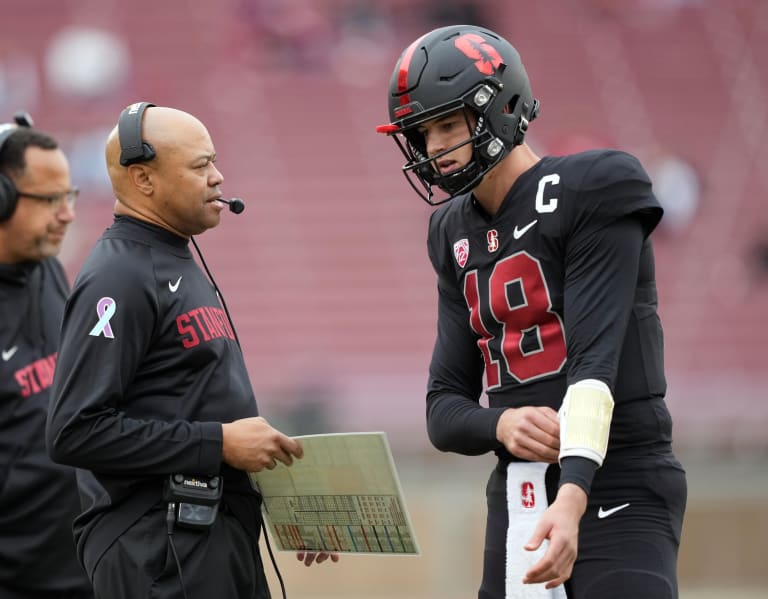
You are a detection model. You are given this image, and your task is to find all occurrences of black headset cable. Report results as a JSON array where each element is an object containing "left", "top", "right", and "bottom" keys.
[{"left": 190, "top": 237, "right": 288, "bottom": 599}]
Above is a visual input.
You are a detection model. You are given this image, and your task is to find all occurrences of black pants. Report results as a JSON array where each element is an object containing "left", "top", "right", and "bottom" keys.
[
  {"left": 92, "top": 506, "right": 270, "bottom": 599},
  {"left": 480, "top": 450, "right": 687, "bottom": 599}
]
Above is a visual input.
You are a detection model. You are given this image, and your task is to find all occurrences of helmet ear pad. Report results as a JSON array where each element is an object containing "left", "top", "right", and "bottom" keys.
[
  {"left": 0, "top": 172, "right": 18, "bottom": 222},
  {"left": 506, "top": 97, "right": 540, "bottom": 147}
]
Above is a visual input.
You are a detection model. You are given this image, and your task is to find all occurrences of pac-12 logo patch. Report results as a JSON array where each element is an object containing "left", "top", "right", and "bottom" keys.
[
  {"left": 453, "top": 238, "right": 469, "bottom": 268},
  {"left": 521, "top": 481, "right": 535, "bottom": 509}
]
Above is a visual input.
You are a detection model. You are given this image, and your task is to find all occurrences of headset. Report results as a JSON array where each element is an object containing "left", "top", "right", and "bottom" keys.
[
  {"left": 118, "top": 101, "right": 157, "bottom": 166},
  {"left": 117, "top": 101, "right": 245, "bottom": 214},
  {"left": 0, "top": 111, "right": 34, "bottom": 222}
]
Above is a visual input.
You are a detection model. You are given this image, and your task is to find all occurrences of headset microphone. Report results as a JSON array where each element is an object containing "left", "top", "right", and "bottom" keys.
[{"left": 220, "top": 198, "right": 245, "bottom": 214}]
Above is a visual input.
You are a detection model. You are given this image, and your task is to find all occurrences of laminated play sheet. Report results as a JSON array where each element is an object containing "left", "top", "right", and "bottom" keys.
[{"left": 249, "top": 432, "right": 419, "bottom": 554}]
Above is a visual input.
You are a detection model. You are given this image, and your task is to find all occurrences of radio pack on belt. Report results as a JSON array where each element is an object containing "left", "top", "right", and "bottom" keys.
[{"left": 163, "top": 473, "right": 223, "bottom": 530}]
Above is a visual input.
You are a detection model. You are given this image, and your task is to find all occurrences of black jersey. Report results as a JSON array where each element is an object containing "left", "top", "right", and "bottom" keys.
[
  {"left": 426, "top": 150, "right": 672, "bottom": 463},
  {"left": 47, "top": 216, "right": 261, "bottom": 578},
  {"left": 0, "top": 258, "right": 92, "bottom": 595}
]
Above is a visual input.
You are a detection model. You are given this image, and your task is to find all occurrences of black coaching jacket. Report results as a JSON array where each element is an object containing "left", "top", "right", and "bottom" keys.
[
  {"left": 46, "top": 216, "right": 266, "bottom": 582},
  {"left": 0, "top": 257, "right": 92, "bottom": 596}
]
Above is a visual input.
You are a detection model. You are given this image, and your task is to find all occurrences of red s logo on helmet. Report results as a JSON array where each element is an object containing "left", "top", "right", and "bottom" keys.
[{"left": 454, "top": 34, "right": 503, "bottom": 76}]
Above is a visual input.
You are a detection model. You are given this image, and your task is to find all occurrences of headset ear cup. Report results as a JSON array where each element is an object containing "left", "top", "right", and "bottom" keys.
[
  {"left": 118, "top": 102, "right": 156, "bottom": 166},
  {"left": 141, "top": 141, "right": 156, "bottom": 162},
  {"left": 0, "top": 173, "right": 18, "bottom": 222}
]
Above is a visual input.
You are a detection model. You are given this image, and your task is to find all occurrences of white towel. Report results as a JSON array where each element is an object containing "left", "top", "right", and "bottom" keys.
[{"left": 505, "top": 462, "right": 567, "bottom": 599}]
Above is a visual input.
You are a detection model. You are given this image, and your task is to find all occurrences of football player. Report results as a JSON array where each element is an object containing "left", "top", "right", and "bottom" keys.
[{"left": 378, "top": 25, "right": 687, "bottom": 599}]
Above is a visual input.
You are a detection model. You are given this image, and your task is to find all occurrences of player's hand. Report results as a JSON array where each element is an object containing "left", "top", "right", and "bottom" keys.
[
  {"left": 296, "top": 551, "right": 340, "bottom": 567},
  {"left": 496, "top": 406, "right": 560, "bottom": 463},
  {"left": 221, "top": 416, "right": 303, "bottom": 472},
  {"left": 522, "top": 483, "right": 586, "bottom": 589}
]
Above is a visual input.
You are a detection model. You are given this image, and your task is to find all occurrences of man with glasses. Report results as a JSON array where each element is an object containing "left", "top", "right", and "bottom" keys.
[
  {"left": 14, "top": 188, "right": 79, "bottom": 209},
  {"left": 0, "top": 113, "right": 92, "bottom": 598}
]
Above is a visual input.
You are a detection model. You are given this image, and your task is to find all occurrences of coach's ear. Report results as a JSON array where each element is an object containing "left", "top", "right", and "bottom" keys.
[{"left": 127, "top": 163, "right": 154, "bottom": 197}]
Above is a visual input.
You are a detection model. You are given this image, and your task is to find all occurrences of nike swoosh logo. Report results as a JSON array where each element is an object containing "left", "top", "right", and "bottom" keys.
[
  {"left": 2, "top": 346, "right": 18, "bottom": 361},
  {"left": 513, "top": 219, "right": 538, "bottom": 240},
  {"left": 168, "top": 276, "right": 182, "bottom": 293},
  {"left": 597, "top": 503, "right": 630, "bottom": 519}
]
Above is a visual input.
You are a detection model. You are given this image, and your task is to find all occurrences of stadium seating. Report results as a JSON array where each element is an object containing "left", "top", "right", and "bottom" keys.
[{"left": 2, "top": 0, "right": 766, "bottom": 447}]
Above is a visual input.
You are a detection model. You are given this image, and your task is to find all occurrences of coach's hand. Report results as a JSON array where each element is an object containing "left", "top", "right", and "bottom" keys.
[
  {"left": 221, "top": 416, "right": 303, "bottom": 472},
  {"left": 522, "top": 482, "right": 586, "bottom": 589},
  {"left": 496, "top": 406, "right": 560, "bottom": 463},
  {"left": 296, "top": 551, "right": 340, "bottom": 567}
]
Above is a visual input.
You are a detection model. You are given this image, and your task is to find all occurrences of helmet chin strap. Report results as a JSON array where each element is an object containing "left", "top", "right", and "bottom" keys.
[
  {"left": 427, "top": 137, "right": 508, "bottom": 204},
  {"left": 410, "top": 158, "right": 492, "bottom": 207},
  {"left": 434, "top": 161, "right": 484, "bottom": 196}
]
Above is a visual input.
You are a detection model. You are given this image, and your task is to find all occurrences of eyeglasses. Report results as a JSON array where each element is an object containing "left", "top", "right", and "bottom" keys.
[{"left": 16, "top": 187, "right": 79, "bottom": 209}]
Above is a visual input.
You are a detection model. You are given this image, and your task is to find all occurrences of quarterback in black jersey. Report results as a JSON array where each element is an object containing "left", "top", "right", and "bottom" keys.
[
  {"left": 379, "top": 26, "right": 686, "bottom": 599},
  {"left": 0, "top": 118, "right": 92, "bottom": 597},
  {"left": 47, "top": 104, "right": 335, "bottom": 599}
]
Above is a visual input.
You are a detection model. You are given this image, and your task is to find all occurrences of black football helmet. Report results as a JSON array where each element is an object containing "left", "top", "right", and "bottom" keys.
[{"left": 377, "top": 25, "right": 539, "bottom": 205}]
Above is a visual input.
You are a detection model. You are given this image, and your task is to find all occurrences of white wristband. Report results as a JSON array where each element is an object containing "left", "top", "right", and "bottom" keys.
[{"left": 558, "top": 379, "right": 614, "bottom": 467}]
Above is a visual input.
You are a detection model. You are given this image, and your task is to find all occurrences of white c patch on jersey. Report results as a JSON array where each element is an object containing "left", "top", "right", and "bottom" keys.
[{"left": 535, "top": 173, "right": 560, "bottom": 213}]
